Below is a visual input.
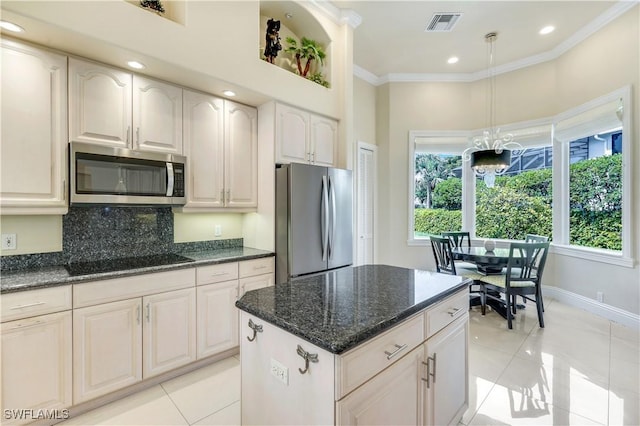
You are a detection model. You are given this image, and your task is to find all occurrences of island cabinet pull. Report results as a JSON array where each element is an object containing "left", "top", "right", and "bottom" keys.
[
  {"left": 246, "top": 319, "right": 263, "bottom": 342},
  {"left": 296, "top": 345, "right": 318, "bottom": 374},
  {"left": 9, "top": 301, "right": 46, "bottom": 310},
  {"left": 447, "top": 307, "right": 461, "bottom": 317},
  {"left": 421, "top": 354, "right": 437, "bottom": 388},
  {"left": 384, "top": 343, "right": 408, "bottom": 360}
]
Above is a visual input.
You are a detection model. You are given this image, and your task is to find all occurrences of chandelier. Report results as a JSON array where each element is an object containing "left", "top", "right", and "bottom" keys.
[{"left": 463, "top": 32, "right": 522, "bottom": 188}]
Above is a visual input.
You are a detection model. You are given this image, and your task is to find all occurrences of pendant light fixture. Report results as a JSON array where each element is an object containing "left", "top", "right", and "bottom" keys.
[{"left": 463, "top": 32, "right": 521, "bottom": 188}]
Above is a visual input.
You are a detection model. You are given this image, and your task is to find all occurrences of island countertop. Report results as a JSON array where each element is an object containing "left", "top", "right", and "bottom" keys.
[{"left": 235, "top": 264, "right": 470, "bottom": 354}]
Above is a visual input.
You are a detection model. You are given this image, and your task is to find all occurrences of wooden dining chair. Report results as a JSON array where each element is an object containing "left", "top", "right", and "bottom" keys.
[
  {"left": 442, "top": 231, "right": 476, "bottom": 270},
  {"left": 430, "top": 235, "right": 487, "bottom": 314},
  {"left": 477, "top": 241, "right": 550, "bottom": 329}
]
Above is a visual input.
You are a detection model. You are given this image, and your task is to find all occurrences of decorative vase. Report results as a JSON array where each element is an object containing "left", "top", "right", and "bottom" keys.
[{"left": 484, "top": 240, "right": 496, "bottom": 252}]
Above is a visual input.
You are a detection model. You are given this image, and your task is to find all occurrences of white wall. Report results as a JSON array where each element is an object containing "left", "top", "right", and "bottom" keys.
[
  {"left": 353, "top": 76, "right": 377, "bottom": 145},
  {"left": 374, "top": 6, "right": 640, "bottom": 315}
]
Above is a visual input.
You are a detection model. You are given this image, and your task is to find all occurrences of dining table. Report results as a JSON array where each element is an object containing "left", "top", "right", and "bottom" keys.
[{"left": 451, "top": 246, "right": 524, "bottom": 318}]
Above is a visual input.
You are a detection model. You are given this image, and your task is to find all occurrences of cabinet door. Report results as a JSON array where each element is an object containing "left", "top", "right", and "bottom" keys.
[
  {"left": 309, "top": 114, "right": 337, "bottom": 167},
  {"left": 225, "top": 100, "right": 258, "bottom": 208},
  {"left": 240, "top": 312, "right": 334, "bottom": 425},
  {"left": 424, "top": 314, "right": 469, "bottom": 426},
  {"left": 239, "top": 273, "right": 274, "bottom": 297},
  {"left": 183, "top": 90, "right": 225, "bottom": 208},
  {"left": 275, "top": 103, "right": 309, "bottom": 164},
  {"left": 143, "top": 288, "right": 196, "bottom": 378},
  {"left": 337, "top": 345, "right": 424, "bottom": 426},
  {"left": 1, "top": 311, "right": 72, "bottom": 425},
  {"left": 68, "top": 58, "right": 132, "bottom": 148},
  {"left": 73, "top": 298, "right": 142, "bottom": 404},
  {"left": 1, "top": 40, "right": 67, "bottom": 213},
  {"left": 197, "top": 281, "right": 239, "bottom": 359},
  {"left": 133, "top": 76, "right": 183, "bottom": 154}
]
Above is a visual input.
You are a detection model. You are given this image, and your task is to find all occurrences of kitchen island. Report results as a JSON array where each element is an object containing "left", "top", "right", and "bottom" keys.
[{"left": 235, "top": 264, "right": 471, "bottom": 425}]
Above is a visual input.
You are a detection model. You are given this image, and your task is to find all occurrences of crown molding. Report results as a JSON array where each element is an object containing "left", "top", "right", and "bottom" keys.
[
  {"left": 355, "top": 1, "right": 637, "bottom": 86},
  {"left": 308, "top": 0, "right": 362, "bottom": 28}
]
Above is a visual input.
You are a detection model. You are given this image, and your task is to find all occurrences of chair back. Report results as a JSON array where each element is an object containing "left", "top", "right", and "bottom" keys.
[
  {"left": 506, "top": 242, "right": 550, "bottom": 287},
  {"left": 430, "top": 236, "right": 457, "bottom": 275},
  {"left": 442, "top": 231, "right": 471, "bottom": 249},
  {"left": 525, "top": 234, "right": 549, "bottom": 243}
]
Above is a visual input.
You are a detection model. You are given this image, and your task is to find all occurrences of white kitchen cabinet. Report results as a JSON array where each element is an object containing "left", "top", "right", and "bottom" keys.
[
  {"left": 239, "top": 257, "right": 275, "bottom": 297},
  {"left": 73, "top": 298, "right": 142, "bottom": 404},
  {"left": 275, "top": 103, "right": 337, "bottom": 167},
  {"left": 337, "top": 345, "right": 424, "bottom": 425},
  {"left": 197, "top": 280, "right": 239, "bottom": 358},
  {"left": 133, "top": 75, "right": 183, "bottom": 154},
  {"left": 1, "top": 39, "right": 68, "bottom": 214},
  {"left": 1, "top": 311, "right": 72, "bottom": 425},
  {"left": 69, "top": 58, "right": 183, "bottom": 154},
  {"left": 424, "top": 314, "right": 469, "bottom": 426},
  {"left": 183, "top": 90, "right": 225, "bottom": 208},
  {"left": 240, "top": 312, "right": 335, "bottom": 425},
  {"left": 239, "top": 274, "right": 274, "bottom": 296},
  {"left": 143, "top": 288, "right": 196, "bottom": 378},
  {"left": 68, "top": 58, "right": 132, "bottom": 149},
  {"left": 181, "top": 93, "right": 257, "bottom": 210}
]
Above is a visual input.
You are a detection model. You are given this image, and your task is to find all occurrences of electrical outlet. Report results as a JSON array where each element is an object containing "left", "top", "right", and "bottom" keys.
[
  {"left": 596, "top": 291, "right": 604, "bottom": 303},
  {"left": 214, "top": 225, "right": 222, "bottom": 237},
  {"left": 1, "top": 234, "right": 17, "bottom": 250},
  {"left": 270, "top": 358, "right": 289, "bottom": 385}
]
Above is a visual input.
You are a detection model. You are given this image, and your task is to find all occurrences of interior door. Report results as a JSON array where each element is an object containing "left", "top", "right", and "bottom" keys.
[
  {"left": 289, "top": 163, "right": 327, "bottom": 277},
  {"left": 357, "top": 143, "right": 376, "bottom": 265}
]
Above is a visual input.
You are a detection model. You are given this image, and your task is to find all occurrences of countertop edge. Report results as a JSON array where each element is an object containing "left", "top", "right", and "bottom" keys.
[{"left": 236, "top": 279, "right": 470, "bottom": 354}]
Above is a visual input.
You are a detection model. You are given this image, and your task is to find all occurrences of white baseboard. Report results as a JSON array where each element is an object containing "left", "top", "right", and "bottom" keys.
[{"left": 543, "top": 286, "right": 640, "bottom": 330}]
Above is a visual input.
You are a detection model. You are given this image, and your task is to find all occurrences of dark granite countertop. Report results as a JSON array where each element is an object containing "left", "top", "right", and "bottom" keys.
[
  {"left": 0, "top": 247, "right": 273, "bottom": 294},
  {"left": 235, "top": 264, "right": 470, "bottom": 354}
]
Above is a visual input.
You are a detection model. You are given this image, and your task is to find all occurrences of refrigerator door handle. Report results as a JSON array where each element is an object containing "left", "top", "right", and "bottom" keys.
[
  {"left": 321, "top": 175, "right": 329, "bottom": 261},
  {"left": 328, "top": 176, "right": 337, "bottom": 259}
]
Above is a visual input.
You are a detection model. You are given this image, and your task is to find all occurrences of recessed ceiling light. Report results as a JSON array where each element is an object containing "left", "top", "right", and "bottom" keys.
[
  {"left": 0, "top": 21, "right": 25, "bottom": 33},
  {"left": 539, "top": 26, "right": 555, "bottom": 35},
  {"left": 223, "top": 90, "right": 236, "bottom": 97},
  {"left": 127, "top": 60, "right": 146, "bottom": 70},
  {"left": 447, "top": 56, "right": 459, "bottom": 64}
]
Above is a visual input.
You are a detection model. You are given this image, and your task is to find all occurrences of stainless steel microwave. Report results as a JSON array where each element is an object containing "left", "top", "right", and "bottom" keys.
[{"left": 70, "top": 142, "right": 186, "bottom": 206}]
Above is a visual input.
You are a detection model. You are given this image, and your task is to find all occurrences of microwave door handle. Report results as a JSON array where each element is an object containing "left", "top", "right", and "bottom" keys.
[{"left": 166, "top": 163, "right": 174, "bottom": 196}]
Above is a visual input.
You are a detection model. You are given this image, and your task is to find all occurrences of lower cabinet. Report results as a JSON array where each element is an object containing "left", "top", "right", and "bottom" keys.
[
  {"left": 239, "top": 273, "right": 274, "bottom": 297},
  {"left": 1, "top": 311, "right": 72, "bottom": 425},
  {"left": 336, "top": 345, "right": 425, "bottom": 425},
  {"left": 197, "top": 280, "right": 239, "bottom": 358},
  {"left": 73, "top": 288, "right": 196, "bottom": 404}
]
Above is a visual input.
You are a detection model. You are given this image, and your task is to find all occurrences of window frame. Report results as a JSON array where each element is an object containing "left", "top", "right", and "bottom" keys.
[{"left": 407, "top": 86, "right": 633, "bottom": 267}]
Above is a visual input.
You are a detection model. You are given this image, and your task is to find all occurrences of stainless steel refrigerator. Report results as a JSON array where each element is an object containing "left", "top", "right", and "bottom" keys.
[{"left": 275, "top": 163, "right": 353, "bottom": 283}]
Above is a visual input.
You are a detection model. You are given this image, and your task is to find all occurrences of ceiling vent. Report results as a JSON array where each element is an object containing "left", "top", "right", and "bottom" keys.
[{"left": 425, "top": 13, "right": 462, "bottom": 32}]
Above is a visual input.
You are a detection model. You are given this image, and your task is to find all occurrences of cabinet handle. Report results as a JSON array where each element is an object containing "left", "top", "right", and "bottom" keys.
[
  {"left": 421, "top": 353, "right": 437, "bottom": 388},
  {"left": 6, "top": 319, "right": 44, "bottom": 330},
  {"left": 296, "top": 345, "right": 319, "bottom": 374},
  {"left": 209, "top": 272, "right": 229, "bottom": 277},
  {"left": 136, "top": 127, "right": 140, "bottom": 148},
  {"left": 136, "top": 305, "right": 141, "bottom": 324},
  {"left": 9, "top": 301, "right": 45, "bottom": 310},
  {"left": 126, "top": 125, "right": 131, "bottom": 145},
  {"left": 253, "top": 265, "right": 267, "bottom": 270},
  {"left": 384, "top": 343, "right": 408, "bottom": 360},
  {"left": 246, "top": 318, "right": 263, "bottom": 342},
  {"left": 226, "top": 190, "right": 230, "bottom": 204},
  {"left": 62, "top": 179, "right": 66, "bottom": 201},
  {"left": 447, "top": 307, "right": 461, "bottom": 317},
  {"left": 146, "top": 303, "right": 150, "bottom": 322},
  {"left": 310, "top": 152, "right": 315, "bottom": 164}
]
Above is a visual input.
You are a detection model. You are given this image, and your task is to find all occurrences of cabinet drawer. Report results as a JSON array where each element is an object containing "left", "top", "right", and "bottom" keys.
[
  {"left": 74, "top": 268, "right": 195, "bottom": 308},
  {"left": 425, "top": 290, "right": 468, "bottom": 339},
  {"left": 1, "top": 286, "right": 72, "bottom": 322},
  {"left": 196, "top": 263, "right": 238, "bottom": 285},
  {"left": 336, "top": 313, "right": 424, "bottom": 399},
  {"left": 239, "top": 257, "right": 274, "bottom": 278}
]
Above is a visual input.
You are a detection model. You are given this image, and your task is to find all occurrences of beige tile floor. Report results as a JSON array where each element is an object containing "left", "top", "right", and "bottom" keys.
[{"left": 60, "top": 299, "right": 639, "bottom": 425}]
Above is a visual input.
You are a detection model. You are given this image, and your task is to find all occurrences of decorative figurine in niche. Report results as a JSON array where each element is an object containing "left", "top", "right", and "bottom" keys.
[
  {"left": 264, "top": 18, "right": 282, "bottom": 64},
  {"left": 140, "top": 0, "right": 165, "bottom": 15}
]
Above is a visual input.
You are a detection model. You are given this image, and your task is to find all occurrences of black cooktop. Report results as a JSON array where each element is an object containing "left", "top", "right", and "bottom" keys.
[{"left": 65, "top": 253, "right": 194, "bottom": 276}]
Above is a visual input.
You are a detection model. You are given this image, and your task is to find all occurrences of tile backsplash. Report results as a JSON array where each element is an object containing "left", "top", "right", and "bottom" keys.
[{"left": 0, "top": 207, "right": 242, "bottom": 271}]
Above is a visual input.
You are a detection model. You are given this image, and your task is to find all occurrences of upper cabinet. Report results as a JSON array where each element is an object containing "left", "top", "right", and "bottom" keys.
[
  {"left": 182, "top": 90, "right": 257, "bottom": 211},
  {"left": 275, "top": 103, "right": 337, "bottom": 167},
  {"left": 69, "top": 58, "right": 183, "bottom": 154},
  {"left": 0, "top": 39, "right": 68, "bottom": 214}
]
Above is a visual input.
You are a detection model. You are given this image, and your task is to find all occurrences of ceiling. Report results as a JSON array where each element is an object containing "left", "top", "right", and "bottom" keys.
[{"left": 332, "top": 1, "right": 621, "bottom": 80}]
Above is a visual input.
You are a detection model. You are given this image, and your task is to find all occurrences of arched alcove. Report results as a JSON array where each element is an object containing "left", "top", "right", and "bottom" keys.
[{"left": 259, "top": 1, "right": 332, "bottom": 88}]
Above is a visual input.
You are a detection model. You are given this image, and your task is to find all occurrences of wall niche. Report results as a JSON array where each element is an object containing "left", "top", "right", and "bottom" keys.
[{"left": 259, "top": 1, "right": 332, "bottom": 88}]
